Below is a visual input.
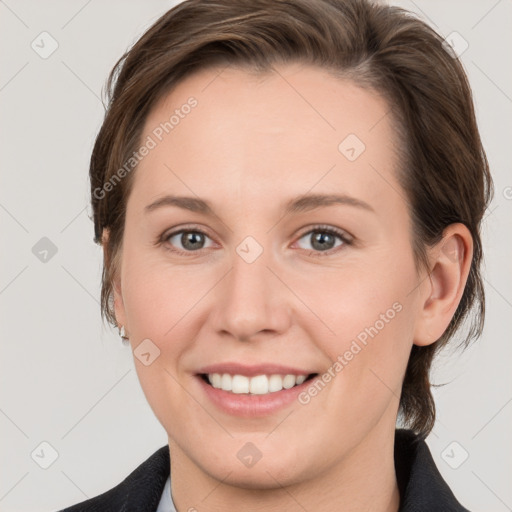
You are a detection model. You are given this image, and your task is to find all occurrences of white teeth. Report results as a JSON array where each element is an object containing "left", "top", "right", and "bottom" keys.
[
  {"left": 220, "top": 373, "right": 232, "bottom": 391},
  {"left": 207, "top": 373, "right": 309, "bottom": 394},
  {"left": 232, "top": 375, "right": 250, "bottom": 394},
  {"left": 211, "top": 373, "right": 222, "bottom": 388},
  {"left": 295, "top": 375, "right": 306, "bottom": 385},
  {"left": 249, "top": 375, "right": 269, "bottom": 395},
  {"left": 282, "top": 374, "right": 296, "bottom": 389},
  {"left": 268, "top": 374, "right": 283, "bottom": 392}
]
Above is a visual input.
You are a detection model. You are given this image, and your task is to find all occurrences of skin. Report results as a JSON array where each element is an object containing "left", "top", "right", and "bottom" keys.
[{"left": 104, "top": 63, "right": 473, "bottom": 512}]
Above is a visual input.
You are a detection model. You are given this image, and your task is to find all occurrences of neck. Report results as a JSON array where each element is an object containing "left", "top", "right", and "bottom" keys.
[{"left": 169, "top": 421, "right": 400, "bottom": 512}]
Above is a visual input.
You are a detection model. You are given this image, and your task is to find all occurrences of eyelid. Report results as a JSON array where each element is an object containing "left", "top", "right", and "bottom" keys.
[
  {"left": 295, "top": 224, "right": 353, "bottom": 243},
  {"left": 160, "top": 223, "right": 213, "bottom": 241}
]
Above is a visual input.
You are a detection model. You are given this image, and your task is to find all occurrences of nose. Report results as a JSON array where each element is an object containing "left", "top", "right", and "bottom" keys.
[{"left": 210, "top": 245, "right": 292, "bottom": 342}]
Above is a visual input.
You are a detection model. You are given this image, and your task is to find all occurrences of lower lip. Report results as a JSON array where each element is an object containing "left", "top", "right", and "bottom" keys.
[{"left": 196, "top": 375, "right": 316, "bottom": 417}]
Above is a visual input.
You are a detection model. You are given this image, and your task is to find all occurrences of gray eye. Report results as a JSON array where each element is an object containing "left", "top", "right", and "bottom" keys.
[
  {"left": 168, "top": 231, "right": 213, "bottom": 251},
  {"left": 296, "top": 230, "right": 344, "bottom": 252}
]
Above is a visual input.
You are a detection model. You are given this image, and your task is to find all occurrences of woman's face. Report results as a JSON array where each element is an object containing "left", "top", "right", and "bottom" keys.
[{"left": 113, "top": 63, "right": 427, "bottom": 487}]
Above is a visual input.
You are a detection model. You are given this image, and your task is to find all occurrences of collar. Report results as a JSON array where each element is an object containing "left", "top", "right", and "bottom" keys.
[{"left": 394, "top": 428, "right": 469, "bottom": 511}]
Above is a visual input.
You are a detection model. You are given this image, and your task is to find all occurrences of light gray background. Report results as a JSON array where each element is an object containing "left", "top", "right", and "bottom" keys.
[{"left": 1, "top": 1, "right": 511, "bottom": 511}]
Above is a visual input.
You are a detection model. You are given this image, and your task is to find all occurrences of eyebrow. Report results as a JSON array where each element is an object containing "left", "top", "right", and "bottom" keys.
[{"left": 144, "top": 193, "right": 374, "bottom": 216}]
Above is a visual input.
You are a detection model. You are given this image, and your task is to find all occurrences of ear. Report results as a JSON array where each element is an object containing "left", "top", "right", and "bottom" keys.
[
  {"left": 101, "top": 227, "right": 127, "bottom": 329},
  {"left": 413, "top": 223, "right": 473, "bottom": 347}
]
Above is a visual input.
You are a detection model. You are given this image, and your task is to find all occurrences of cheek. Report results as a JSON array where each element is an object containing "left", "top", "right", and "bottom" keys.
[
  {"left": 297, "top": 257, "right": 415, "bottom": 346},
  {"left": 121, "top": 250, "right": 200, "bottom": 334},
  {"left": 298, "top": 253, "right": 417, "bottom": 398}
]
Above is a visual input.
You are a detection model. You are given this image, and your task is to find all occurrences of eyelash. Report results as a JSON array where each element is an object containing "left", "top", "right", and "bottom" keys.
[{"left": 158, "top": 224, "right": 353, "bottom": 258}]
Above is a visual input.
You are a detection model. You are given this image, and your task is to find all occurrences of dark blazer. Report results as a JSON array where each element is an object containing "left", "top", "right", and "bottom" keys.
[{"left": 58, "top": 429, "right": 470, "bottom": 511}]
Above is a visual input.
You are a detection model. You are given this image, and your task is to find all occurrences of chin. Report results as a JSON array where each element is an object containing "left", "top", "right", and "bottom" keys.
[
  {"left": 209, "top": 461, "right": 306, "bottom": 490},
  {"left": 193, "top": 443, "right": 312, "bottom": 490}
]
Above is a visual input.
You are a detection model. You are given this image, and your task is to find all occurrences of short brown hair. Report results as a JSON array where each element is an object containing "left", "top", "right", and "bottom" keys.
[{"left": 90, "top": 0, "right": 493, "bottom": 438}]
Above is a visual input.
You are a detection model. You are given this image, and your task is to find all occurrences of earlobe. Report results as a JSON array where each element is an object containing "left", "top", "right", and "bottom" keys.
[{"left": 413, "top": 223, "right": 473, "bottom": 347}]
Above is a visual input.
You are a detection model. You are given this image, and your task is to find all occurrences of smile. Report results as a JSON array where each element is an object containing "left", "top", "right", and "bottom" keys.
[
  {"left": 195, "top": 363, "right": 320, "bottom": 416},
  {"left": 203, "top": 373, "right": 316, "bottom": 395}
]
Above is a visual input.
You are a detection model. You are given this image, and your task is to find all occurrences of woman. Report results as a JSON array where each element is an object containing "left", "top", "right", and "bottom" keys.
[{"left": 59, "top": 0, "right": 492, "bottom": 510}]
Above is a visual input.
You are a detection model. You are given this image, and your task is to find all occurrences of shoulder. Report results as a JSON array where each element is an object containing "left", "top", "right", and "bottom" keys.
[
  {"left": 56, "top": 445, "right": 169, "bottom": 512},
  {"left": 395, "top": 429, "right": 470, "bottom": 512}
]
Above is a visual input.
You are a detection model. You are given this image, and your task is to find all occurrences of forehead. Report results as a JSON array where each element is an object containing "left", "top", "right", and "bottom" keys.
[{"left": 131, "top": 63, "right": 403, "bottom": 219}]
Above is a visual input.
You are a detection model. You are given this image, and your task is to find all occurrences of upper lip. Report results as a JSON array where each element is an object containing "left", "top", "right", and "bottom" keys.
[{"left": 196, "top": 363, "right": 317, "bottom": 377}]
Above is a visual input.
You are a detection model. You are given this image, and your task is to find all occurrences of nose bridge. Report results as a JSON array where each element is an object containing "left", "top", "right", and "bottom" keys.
[{"left": 213, "top": 237, "right": 291, "bottom": 341}]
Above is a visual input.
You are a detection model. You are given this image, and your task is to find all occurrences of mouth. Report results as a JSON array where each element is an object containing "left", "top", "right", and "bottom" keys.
[
  {"left": 194, "top": 363, "right": 321, "bottom": 416},
  {"left": 198, "top": 372, "right": 318, "bottom": 395}
]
